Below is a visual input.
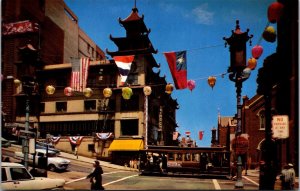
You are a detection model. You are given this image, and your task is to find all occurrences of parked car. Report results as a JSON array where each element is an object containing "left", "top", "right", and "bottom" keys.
[
  {"left": 1, "top": 162, "right": 65, "bottom": 190},
  {"left": 15, "top": 149, "right": 70, "bottom": 171},
  {"left": 36, "top": 141, "right": 60, "bottom": 154},
  {"left": 1, "top": 137, "right": 11, "bottom": 148}
]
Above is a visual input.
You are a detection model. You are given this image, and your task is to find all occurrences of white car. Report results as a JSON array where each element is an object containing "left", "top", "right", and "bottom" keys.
[
  {"left": 15, "top": 149, "right": 70, "bottom": 171},
  {"left": 1, "top": 162, "right": 65, "bottom": 190}
]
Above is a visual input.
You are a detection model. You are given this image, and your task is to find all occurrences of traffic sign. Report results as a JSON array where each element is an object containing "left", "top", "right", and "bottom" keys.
[{"left": 272, "top": 115, "right": 289, "bottom": 139}]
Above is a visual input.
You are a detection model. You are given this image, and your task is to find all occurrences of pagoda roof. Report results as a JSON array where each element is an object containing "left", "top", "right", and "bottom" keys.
[
  {"left": 109, "top": 34, "right": 155, "bottom": 51},
  {"left": 106, "top": 44, "right": 158, "bottom": 57},
  {"left": 118, "top": 7, "right": 149, "bottom": 34}
]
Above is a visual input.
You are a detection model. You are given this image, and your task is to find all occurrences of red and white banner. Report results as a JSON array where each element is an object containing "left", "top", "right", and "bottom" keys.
[
  {"left": 2, "top": 20, "right": 39, "bottom": 36},
  {"left": 95, "top": 132, "right": 114, "bottom": 140},
  {"left": 113, "top": 55, "right": 134, "bottom": 85},
  {"left": 68, "top": 136, "right": 84, "bottom": 145}
]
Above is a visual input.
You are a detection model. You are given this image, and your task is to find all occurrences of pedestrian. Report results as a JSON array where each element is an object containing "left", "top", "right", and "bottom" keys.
[
  {"left": 280, "top": 163, "right": 295, "bottom": 190},
  {"left": 87, "top": 160, "right": 104, "bottom": 190}
]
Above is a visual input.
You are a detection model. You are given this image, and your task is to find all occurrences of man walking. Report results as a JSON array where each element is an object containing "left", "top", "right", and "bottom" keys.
[{"left": 87, "top": 160, "right": 104, "bottom": 190}]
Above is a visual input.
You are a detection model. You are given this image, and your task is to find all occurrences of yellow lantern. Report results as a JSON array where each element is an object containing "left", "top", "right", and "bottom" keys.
[
  {"left": 103, "top": 87, "right": 112, "bottom": 98},
  {"left": 143, "top": 86, "right": 152, "bottom": 96},
  {"left": 45, "top": 85, "right": 55, "bottom": 95},
  {"left": 14, "top": 79, "right": 21, "bottom": 87},
  {"left": 207, "top": 76, "right": 216, "bottom": 89},
  {"left": 247, "top": 57, "right": 257, "bottom": 70},
  {"left": 165, "top": 83, "right": 174, "bottom": 95},
  {"left": 122, "top": 87, "right": 133, "bottom": 100},
  {"left": 83, "top": 88, "right": 93, "bottom": 98}
]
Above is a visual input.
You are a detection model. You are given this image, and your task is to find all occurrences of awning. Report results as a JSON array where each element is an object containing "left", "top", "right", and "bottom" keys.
[{"left": 108, "top": 139, "right": 144, "bottom": 151}]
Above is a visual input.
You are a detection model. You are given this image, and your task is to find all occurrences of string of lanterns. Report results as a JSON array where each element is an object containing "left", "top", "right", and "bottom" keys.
[{"left": 185, "top": 1, "right": 283, "bottom": 92}]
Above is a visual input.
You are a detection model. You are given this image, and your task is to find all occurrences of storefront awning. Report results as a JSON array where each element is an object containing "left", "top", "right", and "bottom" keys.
[{"left": 108, "top": 139, "right": 144, "bottom": 151}]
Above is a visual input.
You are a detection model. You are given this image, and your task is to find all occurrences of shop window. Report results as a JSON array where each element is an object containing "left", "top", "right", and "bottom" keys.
[
  {"left": 88, "top": 144, "right": 95, "bottom": 152},
  {"left": 120, "top": 119, "right": 138, "bottom": 136},
  {"left": 40, "top": 102, "right": 45, "bottom": 113}
]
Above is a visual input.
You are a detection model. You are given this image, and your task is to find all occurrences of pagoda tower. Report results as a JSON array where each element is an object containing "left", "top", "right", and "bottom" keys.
[{"left": 106, "top": 6, "right": 179, "bottom": 152}]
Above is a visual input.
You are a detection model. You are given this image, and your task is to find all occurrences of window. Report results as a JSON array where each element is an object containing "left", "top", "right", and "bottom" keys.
[
  {"left": 84, "top": 100, "right": 96, "bottom": 111},
  {"left": 120, "top": 119, "right": 138, "bottom": 136},
  {"left": 1, "top": 168, "right": 7, "bottom": 181},
  {"left": 40, "top": 102, "right": 45, "bottom": 113},
  {"left": 56, "top": 102, "right": 67, "bottom": 112},
  {"left": 10, "top": 167, "right": 32, "bottom": 180},
  {"left": 88, "top": 144, "right": 95, "bottom": 152},
  {"left": 121, "top": 94, "right": 139, "bottom": 111}
]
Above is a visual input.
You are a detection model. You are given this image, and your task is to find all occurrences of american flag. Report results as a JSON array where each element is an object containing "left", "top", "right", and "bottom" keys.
[{"left": 70, "top": 57, "right": 90, "bottom": 92}]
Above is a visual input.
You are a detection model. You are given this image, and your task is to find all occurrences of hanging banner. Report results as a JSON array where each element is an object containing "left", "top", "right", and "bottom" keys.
[
  {"left": 2, "top": 20, "right": 39, "bottom": 36},
  {"left": 95, "top": 132, "right": 114, "bottom": 140},
  {"left": 68, "top": 136, "right": 84, "bottom": 145}
]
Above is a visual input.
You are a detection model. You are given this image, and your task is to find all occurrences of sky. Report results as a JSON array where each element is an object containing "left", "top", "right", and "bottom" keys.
[{"left": 64, "top": 0, "right": 277, "bottom": 147}]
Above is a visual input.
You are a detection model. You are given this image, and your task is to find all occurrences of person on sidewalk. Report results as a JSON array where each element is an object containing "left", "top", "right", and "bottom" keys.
[
  {"left": 87, "top": 160, "right": 104, "bottom": 190},
  {"left": 280, "top": 163, "right": 296, "bottom": 190}
]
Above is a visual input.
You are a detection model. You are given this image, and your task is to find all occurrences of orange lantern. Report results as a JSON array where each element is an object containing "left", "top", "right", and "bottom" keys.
[
  {"left": 247, "top": 58, "right": 257, "bottom": 70},
  {"left": 268, "top": 2, "right": 284, "bottom": 23},
  {"left": 207, "top": 76, "right": 216, "bottom": 89},
  {"left": 122, "top": 87, "right": 133, "bottom": 100},
  {"left": 165, "top": 83, "right": 174, "bottom": 94},
  {"left": 83, "top": 88, "right": 93, "bottom": 98},
  {"left": 45, "top": 85, "right": 55, "bottom": 95},
  {"left": 263, "top": 26, "right": 276, "bottom": 43},
  {"left": 64, "top": 87, "right": 73, "bottom": 96},
  {"left": 103, "top": 87, "right": 112, "bottom": 98}
]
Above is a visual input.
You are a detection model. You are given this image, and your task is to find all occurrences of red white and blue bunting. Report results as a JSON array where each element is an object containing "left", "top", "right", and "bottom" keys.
[
  {"left": 68, "top": 136, "right": 84, "bottom": 145},
  {"left": 95, "top": 132, "right": 114, "bottom": 140},
  {"left": 51, "top": 136, "right": 61, "bottom": 144}
]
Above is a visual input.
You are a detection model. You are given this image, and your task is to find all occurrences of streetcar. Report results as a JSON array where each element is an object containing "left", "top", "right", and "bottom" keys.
[{"left": 138, "top": 145, "right": 231, "bottom": 178}]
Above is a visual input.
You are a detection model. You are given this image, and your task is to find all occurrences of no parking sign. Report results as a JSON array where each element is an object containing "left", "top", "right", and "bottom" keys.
[{"left": 272, "top": 115, "right": 289, "bottom": 139}]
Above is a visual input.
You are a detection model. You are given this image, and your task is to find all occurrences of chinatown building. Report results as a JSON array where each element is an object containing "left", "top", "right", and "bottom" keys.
[{"left": 2, "top": 0, "right": 179, "bottom": 165}]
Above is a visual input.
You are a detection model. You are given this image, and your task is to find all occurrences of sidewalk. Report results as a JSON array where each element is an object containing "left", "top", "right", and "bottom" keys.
[{"left": 59, "top": 151, "right": 138, "bottom": 171}]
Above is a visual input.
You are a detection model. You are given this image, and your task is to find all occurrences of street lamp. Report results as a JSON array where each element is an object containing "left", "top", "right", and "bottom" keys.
[
  {"left": 223, "top": 20, "right": 253, "bottom": 189},
  {"left": 143, "top": 86, "right": 152, "bottom": 149}
]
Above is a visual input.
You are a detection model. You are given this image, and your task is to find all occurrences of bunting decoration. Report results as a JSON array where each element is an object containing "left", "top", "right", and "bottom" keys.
[
  {"left": 164, "top": 51, "right": 187, "bottom": 89},
  {"left": 199, "top": 131, "right": 204, "bottom": 140},
  {"left": 68, "top": 136, "right": 84, "bottom": 145},
  {"left": 95, "top": 133, "right": 114, "bottom": 140},
  {"left": 51, "top": 136, "right": 61, "bottom": 144},
  {"left": 113, "top": 55, "right": 135, "bottom": 85},
  {"left": 2, "top": 20, "right": 39, "bottom": 36},
  {"left": 70, "top": 57, "right": 90, "bottom": 92}
]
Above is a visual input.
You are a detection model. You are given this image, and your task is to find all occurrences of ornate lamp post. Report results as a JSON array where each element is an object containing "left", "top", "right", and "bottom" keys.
[
  {"left": 223, "top": 20, "right": 253, "bottom": 189},
  {"left": 143, "top": 86, "right": 152, "bottom": 149}
]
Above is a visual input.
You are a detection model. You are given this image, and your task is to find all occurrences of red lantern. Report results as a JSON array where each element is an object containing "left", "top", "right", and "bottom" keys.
[
  {"left": 247, "top": 58, "right": 257, "bottom": 70},
  {"left": 263, "top": 26, "right": 276, "bottom": 43},
  {"left": 64, "top": 87, "right": 73, "bottom": 96},
  {"left": 268, "top": 2, "right": 284, "bottom": 23},
  {"left": 251, "top": 45, "right": 263, "bottom": 59},
  {"left": 187, "top": 80, "right": 196, "bottom": 92}
]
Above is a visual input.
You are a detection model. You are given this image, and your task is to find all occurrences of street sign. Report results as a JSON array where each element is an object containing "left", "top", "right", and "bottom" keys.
[{"left": 272, "top": 115, "right": 289, "bottom": 139}]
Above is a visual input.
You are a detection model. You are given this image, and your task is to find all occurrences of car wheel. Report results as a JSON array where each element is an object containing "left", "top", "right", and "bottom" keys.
[{"left": 48, "top": 164, "right": 56, "bottom": 172}]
